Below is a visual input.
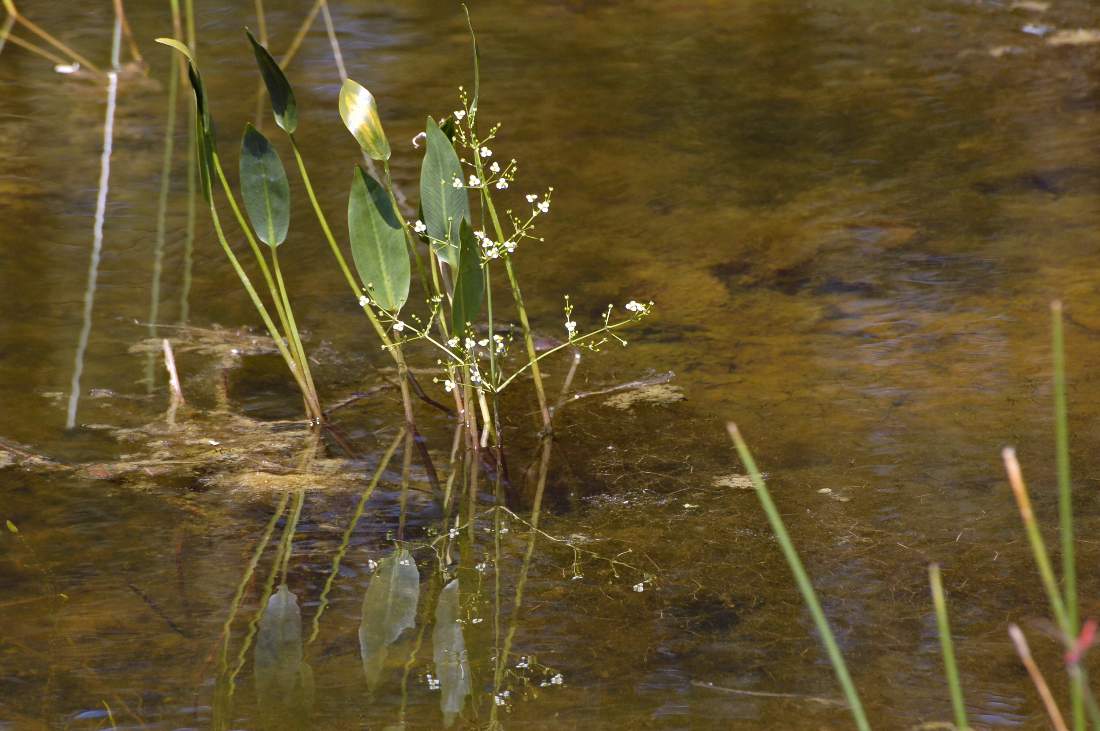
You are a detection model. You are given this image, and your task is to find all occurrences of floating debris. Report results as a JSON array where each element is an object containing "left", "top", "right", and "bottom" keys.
[
  {"left": 1047, "top": 28, "right": 1100, "bottom": 45},
  {"left": 603, "top": 383, "right": 685, "bottom": 411}
]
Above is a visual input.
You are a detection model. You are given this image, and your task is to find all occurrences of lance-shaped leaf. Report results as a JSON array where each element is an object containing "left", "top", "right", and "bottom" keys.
[
  {"left": 255, "top": 585, "right": 303, "bottom": 700},
  {"left": 156, "top": 38, "right": 214, "bottom": 203},
  {"left": 247, "top": 28, "right": 297, "bottom": 134},
  {"left": 339, "top": 79, "right": 390, "bottom": 161},
  {"left": 255, "top": 585, "right": 314, "bottom": 722},
  {"left": 433, "top": 579, "right": 471, "bottom": 727},
  {"left": 359, "top": 548, "right": 420, "bottom": 690},
  {"left": 348, "top": 167, "right": 409, "bottom": 313},
  {"left": 419, "top": 116, "right": 469, "bottom": 270},
  {"left": 239, "top": 124, "right": 290, "bottom": 247},
  {"left": 451, "top": 220, "right": 484, "bottom": 336}
]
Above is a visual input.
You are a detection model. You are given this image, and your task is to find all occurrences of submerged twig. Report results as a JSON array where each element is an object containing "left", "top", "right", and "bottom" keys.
[
  {"left": 163, "top": 338, "right": 185, "bottom": 404},
  {"left": 690, "top": 680, "right": 847, "bottom": 708}
]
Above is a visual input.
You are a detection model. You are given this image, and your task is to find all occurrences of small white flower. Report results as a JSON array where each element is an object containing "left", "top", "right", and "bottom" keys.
[
  {"left": 503, "top": 240, "right": 516, "bottom": 253},
  {"left": 470, "top": 367, "right": 483, "bottom": 384},
  {"left": 447, "top": 337, "right": 459, "bottom": 348},
  {"left": 495, "top": 178, "right": 509, "bottom": 190},
  {"left": 479, "top": 146, "right": 492, "bottom": 158},
  {"left": 633, "top": 582, "right": 645, "bottom": 593},
  {"left": 473, "top": 229, "right": 486, "bottom": 240},
  {"left": 357, "top": 295, "right": 370, "bottom": 307},
  {"left": 427, "top": 674, "right": 441, "bottom": 690},
  {"left": 448, "top": 527, "right": 459, "bottom": 538},
  {"left": 468, "top": 175, "right": 481, "bottom": 187},
  {"left": 465, "top": 338, "right": 476, "bottom": 350},
  {"left": 489, "top": 161, "right": 500, "bottom": 173},
  {"left": 414, "top": 219, "right": 427, "bottom": 233},
  {"left": 625, "top": 300, "right": 646, "bottom": 312},
  {"left": 452, "top": 177, "right": 464, "bottom": 188},
  {"left": 537, "top": 200, "right": 550, "bottom": 214},
  {"left": 571, "top": 574, "right": 583, "bottom": 581},
  {"left": 471, "top": 617, "right": 483, "bottom": 624},
  {"left": 444, "top": 379, "right": 456, "bottom": 393},
  {"left": 494, "top": 694, "right": 507, "bottom": 706},
  {"left": 367, "top": 559, "right": 378, "bottom": 571},
  {"left": 475, "top": 562, "right": 489, "bottom": 573},
  {"left": 453, "top": 109, "right": 466, "bottom": 121},
  {"left": 486, "top": 247, "right": 500, "bottom": 259},
  {"left": 516, "top": 657, "right": 529, "bottom": 669},
  {"left": 565, "top": 320, "right": 577, "bottom": 336},
  {"left": 393, "top": 321, "right": 405, "bottom": 332},
  {"left": 550, "top": 673, "right": 564, "bottom": 685},
  {"left": 526, "top": 194, "right": 538, "bottom": 203}
]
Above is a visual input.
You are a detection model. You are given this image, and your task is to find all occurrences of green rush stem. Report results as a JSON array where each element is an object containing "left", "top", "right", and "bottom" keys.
[
  {"left": 306, "top": 429, "right": 404, "bottom": 646},
  {"left": 1003, "top": 448, "right": 1072, "bottom": 634},
  {"left": 287, "top": 135, "right": 418, "bottom": 427},
  {"left": 211, "top": 153, "right": 292, "bottom": 337},
  {"left": 929, "top": 564, "right": 968, "bottom": 731},
  {"left": 1051, "top": 301, "right": 1084, "bottom": 731},
  {"left": 279, "top": 489, "right": 306, "bottom": 585},
  {"left": 490, "top": 435, "right": 552, "bottom": 728},
  {"left": 272, "top": 248, "right": 322, "bottom": 421},
  {"left": 205, "top": 188, "right": 314, "bottom": 409},
  {"left": 726, "top": 423, "right": 871, "bottom": 731},
  {"left": 1051, "top": 303, "right": 1077, "bottom": 626}
]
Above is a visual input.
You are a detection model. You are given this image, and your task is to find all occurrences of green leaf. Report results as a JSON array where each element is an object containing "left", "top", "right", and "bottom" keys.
[
  {"left": 420, "top": 117, "right": 469, "bottom": 270},
  {"left": 433, "top": 579, "right": 471, "bottom": 727},
  {"left": 359, "top": 548, "right": 419, "bottom": 690},
  {"left": 239, "top": 124, "right": 290, "bottom": 247},
  {"left": 338, "top": 79, "right": 390, "bottom": 161},
  {"left": 158, "top": 39, "right": 215, "bottom": 203},
  {"left": 255, "top": 584, "right": 313, "bottom": 718},
  {"left": 348, "top": 168, "right": 410, "bottom": 313},
  {"left": 450, "top": 220, "right": 484, "bottom": 336},
  {"left": 247, "top": 28, "right": 297, "bottom": 134}
]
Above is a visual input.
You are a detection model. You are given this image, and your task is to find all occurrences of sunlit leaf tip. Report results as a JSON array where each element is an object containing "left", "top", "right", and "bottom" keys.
[
  {"left": 338, "top": 78, "right": 391, "bottom": 161},
  {"left": 246, "top": 28, "right": 297, "bottom": 134},
  {"left": 155, "top": 37, "right": 193, "bottom": 62}
]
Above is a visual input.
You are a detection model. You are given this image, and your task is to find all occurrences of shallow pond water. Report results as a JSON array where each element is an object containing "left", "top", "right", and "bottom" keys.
[{"left": 3, "top": 0, "right": 1100, "bottom": 728}]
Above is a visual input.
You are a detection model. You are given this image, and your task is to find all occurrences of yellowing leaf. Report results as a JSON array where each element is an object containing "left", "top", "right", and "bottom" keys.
[{"left": 339, "top": 79, "right": 390, "bottom": 161}]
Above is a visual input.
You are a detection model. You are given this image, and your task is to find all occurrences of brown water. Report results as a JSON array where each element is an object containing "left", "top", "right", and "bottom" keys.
[{"left": 3, "top": 0, "right": 1100, "bottom": 728}]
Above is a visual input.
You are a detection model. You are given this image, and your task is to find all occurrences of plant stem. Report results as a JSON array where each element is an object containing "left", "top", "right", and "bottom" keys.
[
  {"left": 287, "top": 135, "right": 418, "bottom": 428},
  {"left": 726, "top": 423, "right": 871, "bottom": 731},
  {"left": 272, "top": 248, "right": 321, "bottom": 421},
  {"left": 1051, "top": 301, "right": 1084, "bottom": 731},
  {"left": 1002, "top": 448, "right": 1071, "bottom": 633},
  {"left": 2, "top": 0, "right": 106, "bottom": 76},
  {"left": 1009, "top": 624, "right": 1070, "bottom": 731},
  {"left": 929, "top": 564, "right": 968, "bottom": 730}
]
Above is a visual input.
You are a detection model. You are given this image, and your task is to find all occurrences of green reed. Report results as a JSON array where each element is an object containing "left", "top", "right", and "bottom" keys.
[
  {"left": 725, "top": 423, "right": 871, "bottom": 731},
  {"left": 928, "top": 563, "right": 968, "bottom": 730}
]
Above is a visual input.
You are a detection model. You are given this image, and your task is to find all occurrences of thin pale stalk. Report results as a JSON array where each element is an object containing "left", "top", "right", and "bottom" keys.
[
  {"left": 318, "top": 0, "right": 346, "bottom": 80},
  {"left": 1009, "top": 624, "right": 1069, "bottom": 731},
  {"left": 2, "top": 30, "right": 66, "bottom": 66},
  {"left": 2, "top": 1, "right": 105, "bottom": 76},
  {"left": 147, "top": 38, "right": 180, "bottom": 392},
  {"left": 305, "top": 428, "right": 404, "bottom": 646},
  {"left": 726, "top": 423, "right": 871, "bottom": 731},
  {"left": 1002, "top": 448, "right": 1071, "bottom": 632},
  {"left": 0, "top": 12, "right": 16, "bottom": 57},
  {"left": 929, "top": 564, "right": 968, "bottom": 731},
  {"left": 110, "top": 0, "right": 143, "bottom": 65}
]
